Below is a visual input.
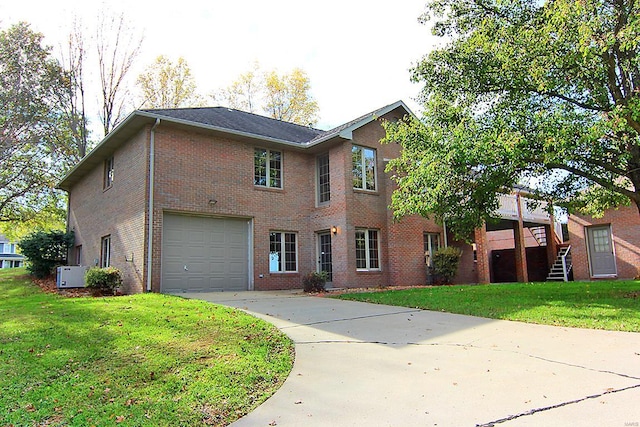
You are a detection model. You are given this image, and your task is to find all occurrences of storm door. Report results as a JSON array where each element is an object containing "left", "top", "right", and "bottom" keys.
[{"left": 317, "top": 232, "right": 333, "bottom": 285}]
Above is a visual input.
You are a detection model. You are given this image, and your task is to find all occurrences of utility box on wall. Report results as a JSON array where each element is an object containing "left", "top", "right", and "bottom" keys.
[{"left": 56, "top": 266, "right": 89, "bottom": 288}]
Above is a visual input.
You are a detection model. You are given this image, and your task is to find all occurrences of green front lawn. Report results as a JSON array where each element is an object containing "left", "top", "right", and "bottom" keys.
[
  {"left": 0, "top": 268, "right": 293, "bottom": 426},
  {"left": 335, "top": 280, "right": 640, "bottom": 332}
]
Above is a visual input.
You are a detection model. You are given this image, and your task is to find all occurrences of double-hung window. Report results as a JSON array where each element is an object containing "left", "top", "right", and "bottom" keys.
[
  {"left": 104, "top": 156, "right": 114, "bottom": 190},
  {"left": 101, "top": 235, "right": 111, "bottom": 268},
  {"left": 317, "top": 152, "right": 330, "bottom": 204},
  {"left": 423, "top": 233, "right": 440, "bottom": 267},
  {"left": 355, "top": 229, "right": 380, "bottom": 270},
  {"left": 269, "top": 232, "right": 297, "bottom": 273},
  {"left": 352, "top": 145, "right": 376, "bottom": 191},
  {"left": 254, "top": 148, "right": 282, "bottom": 188}
]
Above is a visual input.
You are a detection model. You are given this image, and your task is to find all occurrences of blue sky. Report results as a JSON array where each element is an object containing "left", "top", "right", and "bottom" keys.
[{"left": 2, "top": 0, "right": 439, "bottom": 130}]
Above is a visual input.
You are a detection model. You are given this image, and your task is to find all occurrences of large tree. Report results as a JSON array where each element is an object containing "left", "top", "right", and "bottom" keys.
[
  {"left": 384, "top": 0, "right": 640, "bottom": 238},
  {"left": 215, "top": 64, "right": 319, "bottom": 126},
  {"left": 96, "top": 12, "right": 142, "bottom": 135},
  {"left": 136, "top": 55, "right": 203, "bottom": 109},
  {"left": 0, "top": 23, "right": 69, "bottom": 225}
]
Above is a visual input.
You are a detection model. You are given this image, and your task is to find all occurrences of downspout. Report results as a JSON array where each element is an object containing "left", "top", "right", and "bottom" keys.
[
  {"left": 442, "top": 219, "right": 448, "bottom": 248},
  {"left": 146, "top": 118, "right": 160, "bottom": 291}
]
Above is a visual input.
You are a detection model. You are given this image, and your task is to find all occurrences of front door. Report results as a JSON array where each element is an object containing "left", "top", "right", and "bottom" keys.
[
  {"left": 587, "top": 225, "right": 617, "bottom": 277},
  {"left": 317, "top": 232, "right": 333, "bottom": 286}
]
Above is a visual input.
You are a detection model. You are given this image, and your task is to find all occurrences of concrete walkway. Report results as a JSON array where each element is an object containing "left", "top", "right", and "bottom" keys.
[{"left": 185, "top": 291, "right": 640, "bottom": 426}]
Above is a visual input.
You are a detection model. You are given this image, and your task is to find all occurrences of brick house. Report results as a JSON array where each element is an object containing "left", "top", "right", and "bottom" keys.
[
  {"left": 58, "top": 101, "right": 477, "bottom": 294},
  {"left": 567, "top": 205, "right": 640, "bottom": 280}
]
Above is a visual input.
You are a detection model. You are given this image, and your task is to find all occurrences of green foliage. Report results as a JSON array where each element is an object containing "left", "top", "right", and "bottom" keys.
[
  {"left": 17, "top": 230, "right": 74, "bottom": 278},
  {"left": 136, "top": 55, "right": 203, "bottom": 109},
  {"left": 302, "top": 271, "right": 328, "bottom": 293},
  {"left": 84, "top": 267, "right": 123, "bottom": 294},
  {"left": 431, "top": 246, "right": 462, "bottom": 284},
  {"left": 0, "top": 269, "right": 294, "bottom": 426},
  {"left": 0, "top": 22, "right": 74, "bottom": 223},
  {"left": 385, "top": 0, "right": 640, "bottom": 236},
  {"left": 335, "top": 280, "right": 640, "bottom": 332},
  {"left": 215, "top": 63, "right": 320, "bottom": 126}
]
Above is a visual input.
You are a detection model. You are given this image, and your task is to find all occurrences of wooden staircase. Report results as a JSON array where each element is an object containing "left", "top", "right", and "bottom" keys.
[
  {"left": 528, "top": 226, "right": 547, "bottom": 246},
  {"left": 547, "top": 246, "right": 572, "bottom": 281}
]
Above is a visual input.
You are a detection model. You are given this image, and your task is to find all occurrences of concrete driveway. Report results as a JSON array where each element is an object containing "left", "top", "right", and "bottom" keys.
[{"left": 185, "top": 291, "right": 640, "bottom": 426}]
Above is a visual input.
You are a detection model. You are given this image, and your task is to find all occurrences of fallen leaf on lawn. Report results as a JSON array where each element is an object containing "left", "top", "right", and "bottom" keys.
[
  {"left": 26, "top": 403, "right": 36, "bottom": 412},
  {"left": 104, "top": 388, "right": 111, "bottom": 394},
  {"left": 115, "top": 415, "right": 125, "bottom": 423},
  {"left": 294, "top": 400, "right": 303, "bottom": 404}
]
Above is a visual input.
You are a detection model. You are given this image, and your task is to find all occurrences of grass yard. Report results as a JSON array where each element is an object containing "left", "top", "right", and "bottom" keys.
[
  {"left": 0, "top": 268, "right": 293, "bottom": 426},
  {"left": 335, "top": 280, "right": 640, "bottom": 332}
]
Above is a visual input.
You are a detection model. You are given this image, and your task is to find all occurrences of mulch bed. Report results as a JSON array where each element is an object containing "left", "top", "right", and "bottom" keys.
[{"left": 31, "top": 275, "right": 94, "bottom": 297}]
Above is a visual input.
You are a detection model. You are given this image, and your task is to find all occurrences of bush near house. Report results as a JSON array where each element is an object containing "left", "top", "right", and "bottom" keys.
[
  {"left": 432, "top": 246, "right": 462, "bottom": 284},
  {"left": 85, "top": 267, "right": 123, "bottom": 295},
  {"left": 18, "top": 230, "right": 74, "bottom": 278},
  {"left": 302, "top": 271, "right": 328, "bottom": 293}
]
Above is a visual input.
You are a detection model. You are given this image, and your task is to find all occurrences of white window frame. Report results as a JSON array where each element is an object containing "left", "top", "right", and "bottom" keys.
[
  {"left": 269, "top": 231, "right": 298, "bottom": 273},
  {"left": 355, "top": 229, "right": 381, "bottom": 271},
  {"left": 104, "top": 156, "right": 114, "bottom": 190},
  {"left": 352, "top": 145, "right": 377, "bottom": 191},
  {"left": 101, "top": 235, "right": 111, "bottom": 268},
  {"left": 254, "top": 148, "right": 283, "bottom": 189},
  {"left": 316, "top": 152, "right": 331, "bottom": 204},
  {"left": 423, "top": 233, "right": 441, "bottom": 267}
]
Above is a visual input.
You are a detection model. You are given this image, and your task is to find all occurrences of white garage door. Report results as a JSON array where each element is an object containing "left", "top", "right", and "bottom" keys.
[{"left": 162, "top": 214, "right": 250, "bottom": 293}]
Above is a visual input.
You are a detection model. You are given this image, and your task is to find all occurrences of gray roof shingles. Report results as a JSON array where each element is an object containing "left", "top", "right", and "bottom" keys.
[{"left": 142, "top": 107, "right": 326, "bottom": 144}]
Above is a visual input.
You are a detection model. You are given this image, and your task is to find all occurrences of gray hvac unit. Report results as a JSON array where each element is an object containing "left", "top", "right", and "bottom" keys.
[{"left": 56, "top": 266, "right": 89, "bottom": 288}]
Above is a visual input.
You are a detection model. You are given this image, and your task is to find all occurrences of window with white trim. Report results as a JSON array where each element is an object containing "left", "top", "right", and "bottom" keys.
[
  {"left": 423, "top": 233, "right": 440, "bottom": 267},
  {"left": 352, "top": 145, "right": 376, "bottom": 191},
  {"left": 269, "top": 232, "right": 297, "bottom": 272},
  {"left": 104, "top": 156, "right": 114, "bottom": 190},
  {"left": 355, "top": 229, "right": 380, "bottom": 270},
  {"left": 101, "top": 235, "right": 111, "bottom": 268},
  {"left": 317, "top": 152, "right": 330, "bottom": 204},
  {"left": 254, "top": 148, "right": 282, "bottom": 188}
]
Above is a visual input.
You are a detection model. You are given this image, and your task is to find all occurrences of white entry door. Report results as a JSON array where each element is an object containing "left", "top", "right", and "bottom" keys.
[{"left": 587, "top": 225, "right": 617, "bottom": 277}]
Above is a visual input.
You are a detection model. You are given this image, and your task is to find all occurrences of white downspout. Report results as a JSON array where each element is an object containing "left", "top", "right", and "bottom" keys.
[
  {"left": 146, "top": 118, "right": 160, "bottom": 291},
  {"left": 442, "top": 219, "right": 448, "bottom": 248}
]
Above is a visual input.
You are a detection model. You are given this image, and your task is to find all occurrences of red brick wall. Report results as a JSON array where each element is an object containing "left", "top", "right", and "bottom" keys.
[
  {"left": 68, "top": 107, "right": 481, "bottom": 293},
  {"left": 67, "top": 128, "right": 149, "bottom": 293},
  {"left": 568, "top": 205, "right": 640, "bottom": 280}
]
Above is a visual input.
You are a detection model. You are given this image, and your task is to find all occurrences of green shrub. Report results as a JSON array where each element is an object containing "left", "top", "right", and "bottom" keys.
[
  {"left": 302, "top": 271, "right": 328, "bottom": 293},
  {"left": 18, "top": 230, "right": 74, "bottom": 278},
  {"left": 432, "top": 246, "right": 462, "bottom": 284},
  {"left": 85, "top": 267, "right": 123, "bottom": 294}
]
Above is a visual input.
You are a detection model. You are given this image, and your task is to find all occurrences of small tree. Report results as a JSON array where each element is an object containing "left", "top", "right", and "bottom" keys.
[
  {"left": 18, "top": 230, "right": 74, "bottom": 278},
  {"left": 432, "top": 247, "right": 462, "bottom": 285}
]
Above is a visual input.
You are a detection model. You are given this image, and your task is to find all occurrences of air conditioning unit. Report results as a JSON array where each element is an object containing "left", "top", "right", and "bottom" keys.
[{"left": 56, "top": 266, "right": 89, "bottom": 288}]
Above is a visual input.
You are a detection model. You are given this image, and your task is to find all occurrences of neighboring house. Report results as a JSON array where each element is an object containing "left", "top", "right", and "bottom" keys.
[
  {"left": 568, "top": 205, "right": 640, "bottom": 280},
  {"left": 0, "top": 234, "right": 25, "bottom": 269},
  {"left": 58, "top": 101, "right": 477, "bottom": 294}
]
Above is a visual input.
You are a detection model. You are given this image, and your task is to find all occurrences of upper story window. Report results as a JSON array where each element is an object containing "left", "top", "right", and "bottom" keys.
[
  {"left": 355, "top": 229, "right": 380, "bottom": 271},
  {"left": 269, "top": 231, "right": 297, "bottom": 273},
  {"left": 104, "top": 156, "right": 114, "bottom": 190},
  {"left": 317, "top": 152, "right": 330, "bottom": 204},
  {"left": 352, "top": 145, "right": 376, "bottom": 191},
  {"left": 254, "top": 148, "right": 282, "bottom": 188}
]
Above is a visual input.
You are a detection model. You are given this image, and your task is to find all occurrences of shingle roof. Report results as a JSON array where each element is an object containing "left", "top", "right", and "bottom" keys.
[{"left": 141, "top": 107, "right": 325, "bottom": 144}]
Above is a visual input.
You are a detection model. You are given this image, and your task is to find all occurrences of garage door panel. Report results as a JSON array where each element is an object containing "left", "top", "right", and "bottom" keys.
[{"left": 162, "top": 214, "right": 249, "bottom": 293}]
